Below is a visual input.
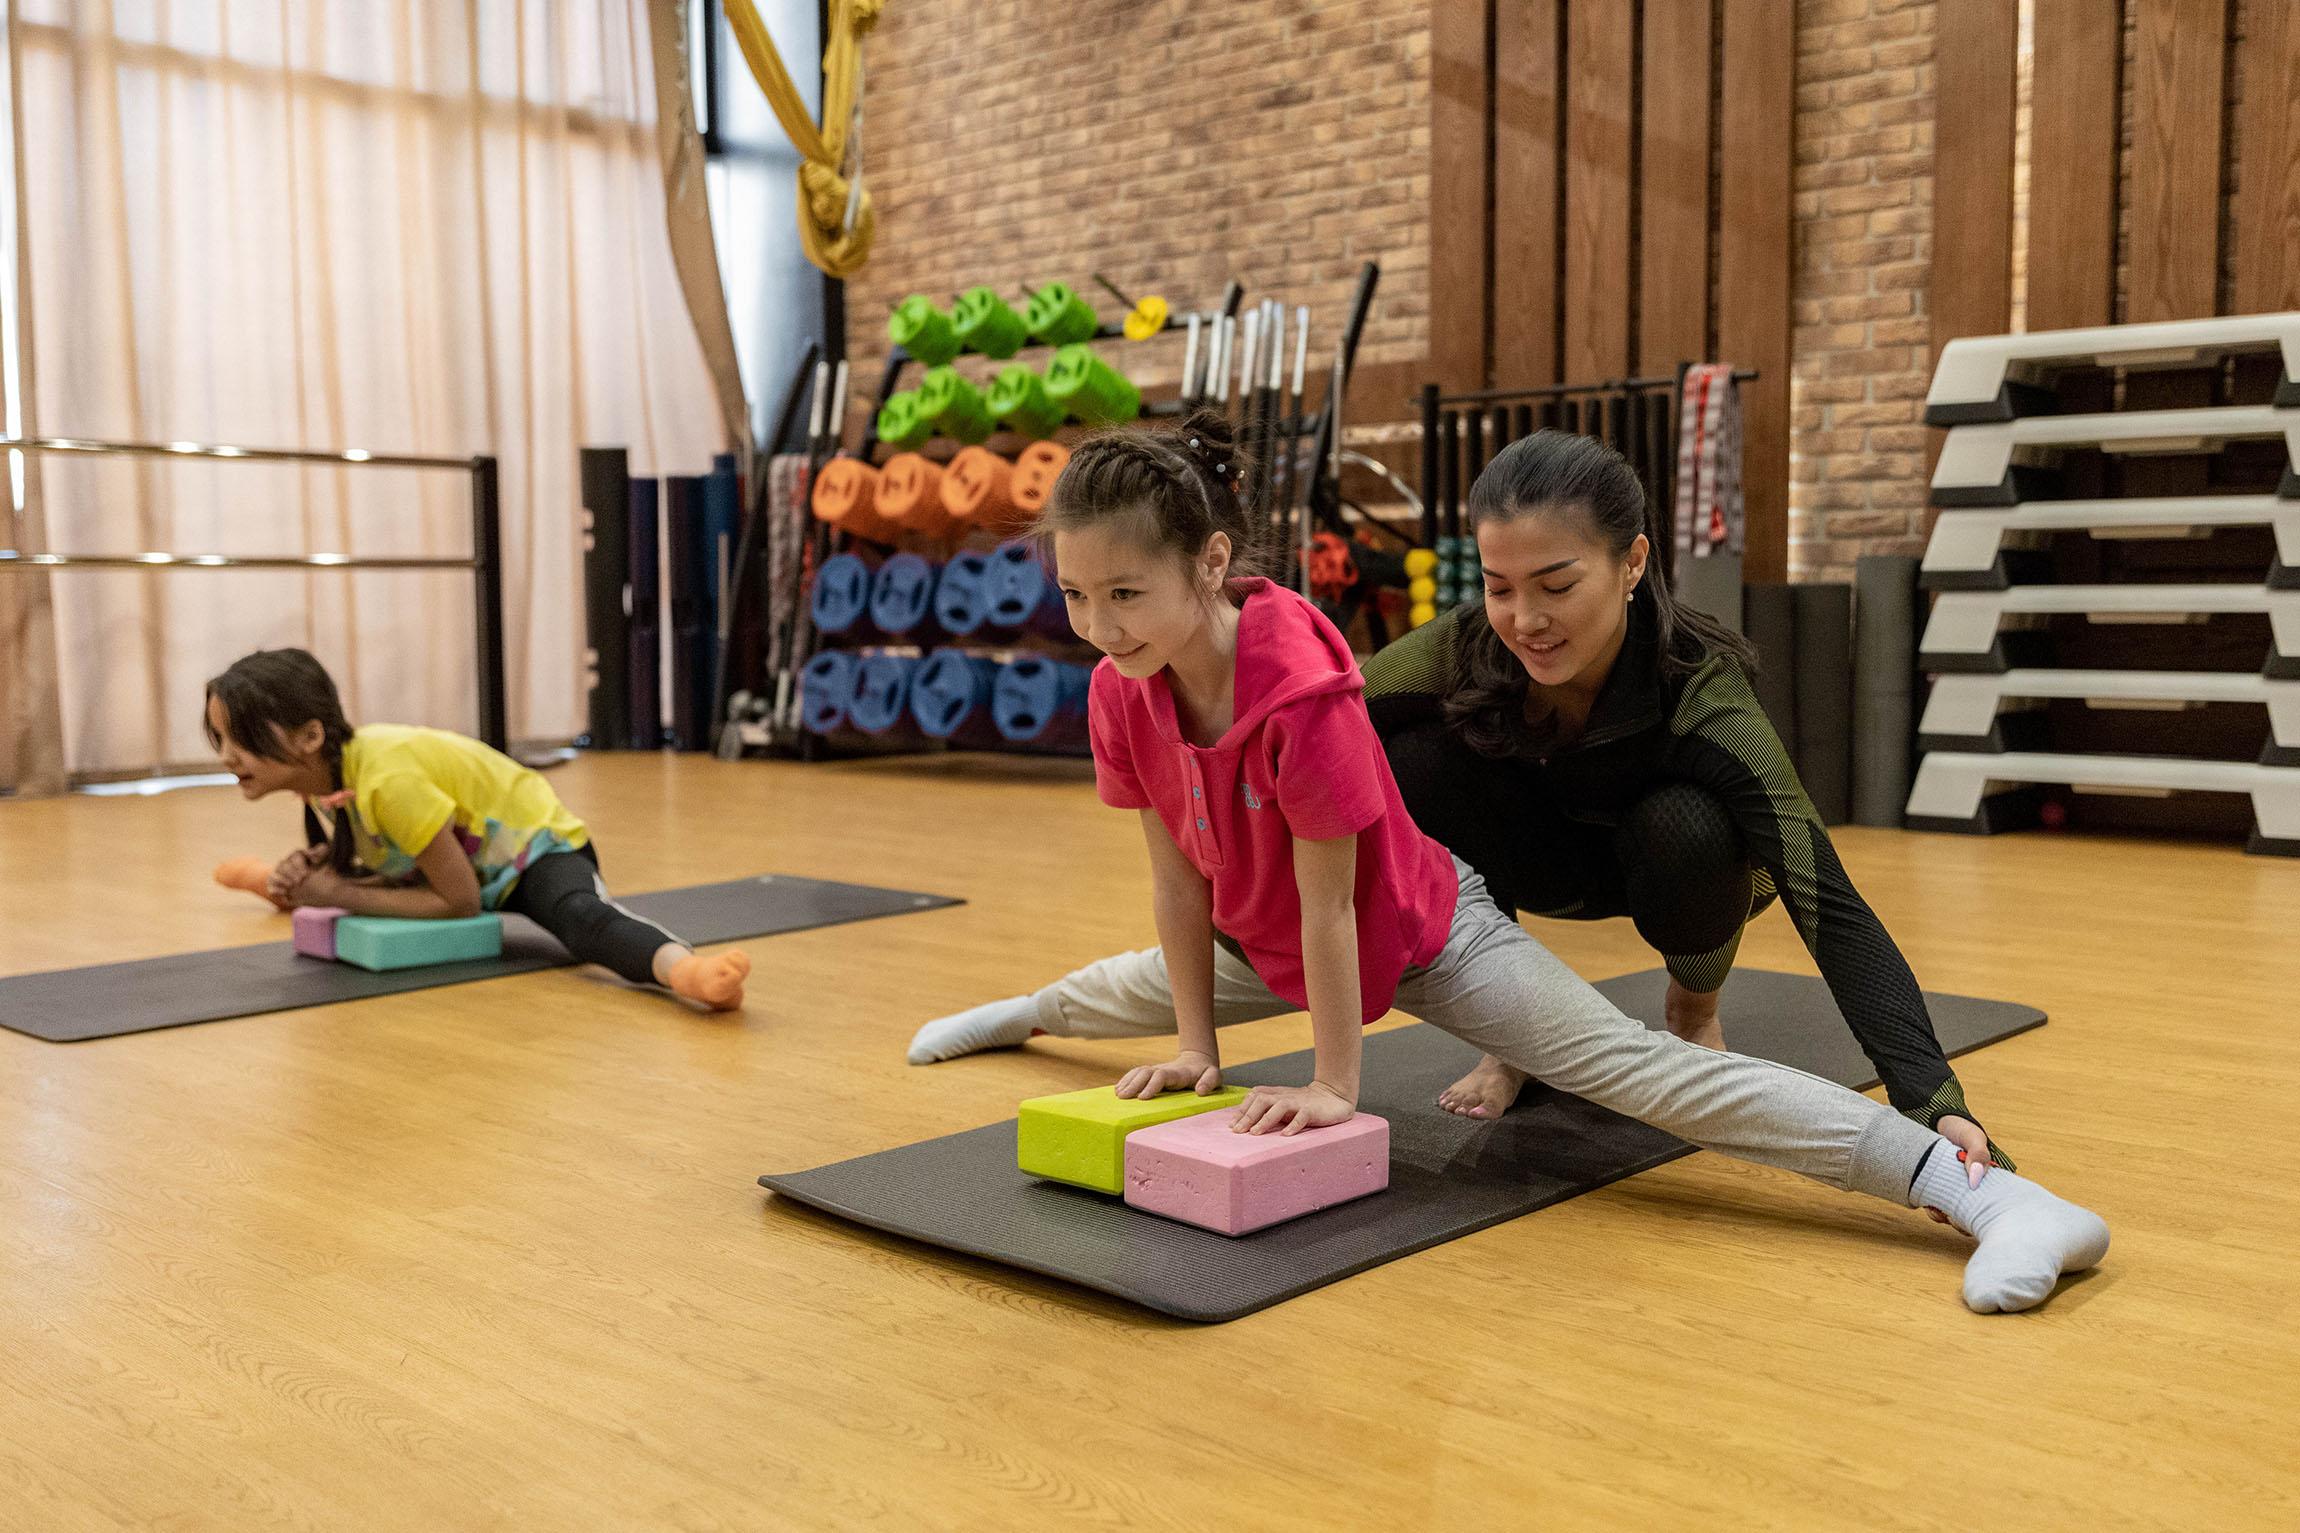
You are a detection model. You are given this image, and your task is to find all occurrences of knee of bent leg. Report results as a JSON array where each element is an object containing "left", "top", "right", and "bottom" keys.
[
  {"left": 1619, "top": 782, "right": 1746, "bottom": 878},
  {"left": 1618, "top": 783, "right": 1753, "bottom": 951}
]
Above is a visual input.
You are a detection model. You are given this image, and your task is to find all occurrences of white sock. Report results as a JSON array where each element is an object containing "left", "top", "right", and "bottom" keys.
[
  {"left": 1910, "top": 1141, "right": 2110, "bottom": 1313},
  {"left": 906, "top": 994, "right": 1042, "bottom": 1064}
]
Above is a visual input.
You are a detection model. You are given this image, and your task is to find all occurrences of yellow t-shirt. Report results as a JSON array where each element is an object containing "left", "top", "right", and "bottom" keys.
[{"left": 332, "top": 725, "right": 590, "bottom": 908}]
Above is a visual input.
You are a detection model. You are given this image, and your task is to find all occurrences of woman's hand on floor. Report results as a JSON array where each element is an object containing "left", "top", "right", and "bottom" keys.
[
  {"left": 1115, "top": 1051, "right": 1222, "bottom": 1100},
  {"left": 1232, "top": 1081, "right": 1356, "bottom": 1136}
]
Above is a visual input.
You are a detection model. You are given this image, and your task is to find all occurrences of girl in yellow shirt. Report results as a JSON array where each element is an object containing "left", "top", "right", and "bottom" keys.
[{"left": 206, "top": 648, "right": 748, "bottom": 1011}]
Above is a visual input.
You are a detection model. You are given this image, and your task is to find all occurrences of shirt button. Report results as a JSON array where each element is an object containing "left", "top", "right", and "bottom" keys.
[
  {"left": 1197, "top": 817, "right": 1208, "bottom": 829},
  {"left": 1192, "top": 787, "right": 1202, "bottom": 798}
]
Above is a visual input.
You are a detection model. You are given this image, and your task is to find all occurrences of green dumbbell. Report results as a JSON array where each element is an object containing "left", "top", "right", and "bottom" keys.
[
  {"left": 1024, "top": 282, "right": 1099, "bottom": 347},
  {"left": 952, "top": 286, "right": 1028, "bottom": 359},
  {"left": 876, "top": 389, "right": 933, "bottom": 450},
  {"left": 1044, "top": 344, "right": 1141, "bottom": 427},
  {"left": 917, "top": 365, "right": 993, "bottom": 445},
  {"left": 888, "top": 294, "right": 962, "bottom": 366},
  {"left": 988, "top": 363, "right": 1066, "bottom": 439}
]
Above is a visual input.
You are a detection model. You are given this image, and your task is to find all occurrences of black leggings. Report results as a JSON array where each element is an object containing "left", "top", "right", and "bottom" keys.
[
  {"left": 499, "top": 844, "right": 682, "bottom": 986},
  {"left": 1383, "top": 721, "right": 1774, "bottom": 993}
]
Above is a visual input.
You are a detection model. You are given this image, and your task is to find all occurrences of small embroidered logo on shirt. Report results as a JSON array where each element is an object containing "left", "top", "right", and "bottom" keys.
[{"left": 1240, "top": 783, "right": 1265, "bottom": 810}]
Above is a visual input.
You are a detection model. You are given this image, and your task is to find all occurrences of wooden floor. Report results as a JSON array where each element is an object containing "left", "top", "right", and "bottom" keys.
[{"left": 1, "top": 754, "right": 2295, "bottom": 1530}]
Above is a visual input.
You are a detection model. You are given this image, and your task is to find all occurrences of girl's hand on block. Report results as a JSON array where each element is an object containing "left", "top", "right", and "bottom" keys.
[
  {"left": 287, "top": 867, "right": 349, "bottom": 909},
  {"left": 1115, "top": 1051, "right": 1222, "bottom": 1100},
  {"left": 267, "top": 845, "right": 326, "bottom": 903},
  {"left": 1233, "top": 1081, "right": 1356, "bottom": 1137}
]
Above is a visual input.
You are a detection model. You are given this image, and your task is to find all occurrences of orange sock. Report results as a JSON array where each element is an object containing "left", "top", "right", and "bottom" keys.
[
  {"left": 214, "top": 856, "right": 289, "bottom": 911},
  {"left": 666, "top": 948, "right": 750, "bottom": 1011}
]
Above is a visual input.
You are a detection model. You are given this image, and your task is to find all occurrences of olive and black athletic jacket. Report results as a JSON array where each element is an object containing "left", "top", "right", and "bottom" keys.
[{"left": 1362, "top": 601, "right": 1995, "bottom": 1150}]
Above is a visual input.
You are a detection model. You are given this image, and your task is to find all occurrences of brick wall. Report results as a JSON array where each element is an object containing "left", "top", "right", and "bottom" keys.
[
  {"left": 1787, "top": 0, "right": 1938, "bottom": 584},
  {"left": 845, "top": 1, "right": 2246, "bottom": 582},
  {"left": 846, "top": 0, "right": 1430, "bottom": 414}
]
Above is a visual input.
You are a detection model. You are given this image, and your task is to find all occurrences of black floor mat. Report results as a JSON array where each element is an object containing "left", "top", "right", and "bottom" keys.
[
  {"left": 0, "top": 875, "right": 959, "bottom": 1042},
  {"left": 760, "top": 969, "right": 2044, "bottom": 1322}
]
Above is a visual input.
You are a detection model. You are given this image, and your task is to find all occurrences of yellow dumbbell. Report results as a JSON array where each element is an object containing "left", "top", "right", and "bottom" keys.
[
  {"left": 1094, "top": 273, "right": 1171, "bottom": 342},
  {"left": 1122, "top": 295, "right": 1170, "bottom": 342},
  {"left": 1409, "top": 601, "right": 1437, "bottom": 628},
  {"left": 1408, "top": 576, "right": 1437, "bottom": 604},
  {"left": 1404, "top": 547, "right": 1438, "bottom": 578}
]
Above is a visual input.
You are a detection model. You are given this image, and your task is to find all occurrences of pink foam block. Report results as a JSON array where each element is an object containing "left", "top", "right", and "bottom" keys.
[
  {"left": 1122, "top": 1109, "right": 1390, "bottom": 1236},
  {"left": 291, "top": 905, "right": 349, "bottom": 961}
]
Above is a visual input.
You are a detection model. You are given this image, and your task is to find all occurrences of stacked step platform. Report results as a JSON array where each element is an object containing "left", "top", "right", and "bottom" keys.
[{"left": 1905, "top": 312, "right": 2300, "bottom": 855}]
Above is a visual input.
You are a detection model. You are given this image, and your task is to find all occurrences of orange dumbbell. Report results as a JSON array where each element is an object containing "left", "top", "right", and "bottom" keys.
[
  {"left": 1010, "top": 439, "right": 1072, "bottom": 518},
  {"left": 876, "top": 452, "right": 953, "bottom": 537},
  {"left": 811, "top": 458, "right": 896, "bottom": 542},
  {"left": 941, "top": 446, "right": 1023, "bottom": 536}
]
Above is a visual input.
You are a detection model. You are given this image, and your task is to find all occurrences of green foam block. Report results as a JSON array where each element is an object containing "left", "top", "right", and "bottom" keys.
[
  {"left": 1016, "top": 1083, "right": 1250, "bottom": 1194},
  {"left": 333, "top": 914, "right": 504, "bottom": 972}
]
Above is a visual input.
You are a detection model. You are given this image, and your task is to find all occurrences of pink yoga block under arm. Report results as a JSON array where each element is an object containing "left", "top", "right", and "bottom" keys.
[
  {"left": 1122, "top": 1110, "right": 1390, "bottom": 1236},
  {"left": 291, "top": 906, "right": 349, "bottom": 961}
]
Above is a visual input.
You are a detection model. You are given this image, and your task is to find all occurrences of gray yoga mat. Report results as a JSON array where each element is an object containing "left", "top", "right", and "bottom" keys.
[
  {"left": 1852, "top": 555, "right": 1920, "bottom": 828},
  {"left": 760, "top": 969, "right": 2044, "bottom": 1323},
  {"left": 0, "top": 875, "right": 960, "bottom": 1043},
  {"left": 1793, "top": 582, "right": 1854, "bottom": 826}
]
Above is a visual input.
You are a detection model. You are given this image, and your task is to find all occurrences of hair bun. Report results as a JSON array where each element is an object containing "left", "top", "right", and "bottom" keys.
[{"left": 1177, "top": 408, "right": 1242, "bottom": 492}]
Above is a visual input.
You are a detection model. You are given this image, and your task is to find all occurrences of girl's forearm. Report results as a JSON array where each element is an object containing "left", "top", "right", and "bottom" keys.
[
  {"left": 1299, "top": 903, "right": 1363, "bottom": 1102},
  {"left": 1151, "top": 879, "right": 1220, "bottom": 1061},
  {"left": 327, "top": 881, "right": 466, "bottom": 920}
]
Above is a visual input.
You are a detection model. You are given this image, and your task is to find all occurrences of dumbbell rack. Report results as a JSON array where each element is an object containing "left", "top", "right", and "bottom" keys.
[
  {"left": 1412, "top": 365, "right": 1759, "bottom": 625},
  {"left": 759, "top": 263, "right": 1382, "bottom": 765},
  {"left": 1903, "top": 311, "right": 2300, "bottom": 855}
]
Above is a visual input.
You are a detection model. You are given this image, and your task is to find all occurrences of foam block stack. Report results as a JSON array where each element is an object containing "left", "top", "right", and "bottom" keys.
[{"left": 1015, "top": 1085, "right": 1395, "bottom": 1237}]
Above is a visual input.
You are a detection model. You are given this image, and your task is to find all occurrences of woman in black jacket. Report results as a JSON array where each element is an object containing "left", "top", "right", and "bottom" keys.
[{"left": 1366, "top": 431, "right": 2005, "bottom": 1173}]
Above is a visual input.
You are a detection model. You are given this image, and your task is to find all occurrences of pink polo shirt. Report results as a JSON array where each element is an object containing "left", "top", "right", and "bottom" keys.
[{"left": 1087, "top": 580, "right": 1459, "bottom": 1022}]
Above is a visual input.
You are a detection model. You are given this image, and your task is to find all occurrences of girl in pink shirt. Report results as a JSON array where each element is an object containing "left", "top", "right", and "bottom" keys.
[{"left": 909, "top": 413, "right": 2106, "bottom": 1313}]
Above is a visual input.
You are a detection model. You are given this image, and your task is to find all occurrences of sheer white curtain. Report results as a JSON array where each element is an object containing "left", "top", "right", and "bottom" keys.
[{"left": 1, "top": 0, "right": 727, "bottom": 784}]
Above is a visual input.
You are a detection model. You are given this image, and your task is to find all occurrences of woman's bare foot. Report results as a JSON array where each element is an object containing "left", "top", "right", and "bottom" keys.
[
  {"left": 1438, "top": 1054, "right": 1528, "bottom": 1119},
  {"left": 1664, "top": 979, "right": 1725, "bottom": 1049}
]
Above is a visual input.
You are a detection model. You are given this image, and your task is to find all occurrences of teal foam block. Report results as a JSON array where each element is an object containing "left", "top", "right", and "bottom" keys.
[{"left": 332, "top": 914, "right": 504, "bottom": 972}]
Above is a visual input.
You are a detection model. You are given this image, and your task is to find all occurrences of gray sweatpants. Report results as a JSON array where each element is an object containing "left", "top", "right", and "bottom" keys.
[{"left": 1031, "top": 861, "right": 1941, "bottom": 1204}]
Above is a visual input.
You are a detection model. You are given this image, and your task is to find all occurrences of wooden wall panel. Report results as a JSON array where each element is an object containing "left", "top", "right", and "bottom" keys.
[
  {"left": 1717, "top": 0, "right": 1793, "bottom": 583},
  {"left": 1638, "top": 0, "right": 1712, "bottom": 374},
  {"left": 1492, "top": 1, "right": 1561, "bottom": 387},
  {"left": 1932, "top": 0, "right": 2018, "bottom": 348},
  {"left": 2233, "top": 0, "right": 2300, "bottom": 312},
  {"left": 1562, "top": 3, "right": 1633, "bottom": 385},
  {"left": 2026, "top": 0, "right": 2121, "bottom": 330},
  {"left": 2128, "top": 0, "right": 2229, "bottom": 322},
  {"left": 1429, "top": 1, "right": 1493, "bottom": 390}
]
